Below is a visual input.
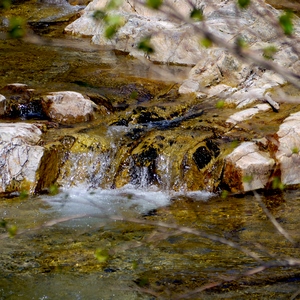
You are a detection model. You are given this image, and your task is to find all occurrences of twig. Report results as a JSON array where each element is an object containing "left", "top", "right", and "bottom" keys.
[
  {"left": 253, "top": 191, "right": 296, "bottom": 245},
  {"left": 291, "top": 287, "right": 300, "bottom": 300},
  {"left": 111, "top": 215, "right": 263, "bottom": 262},
  {"left": 174, "top": 258, "right": 300, "bottom": 299}
]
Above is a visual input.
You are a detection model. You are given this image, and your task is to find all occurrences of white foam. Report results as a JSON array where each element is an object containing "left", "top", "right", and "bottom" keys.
[{"left": 42, "top": 185, "right": 172, "bottom": 217}]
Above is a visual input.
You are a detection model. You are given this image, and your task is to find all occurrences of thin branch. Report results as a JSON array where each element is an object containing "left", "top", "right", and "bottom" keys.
[
  {"left": 0, "top": 213, "right": 92, "bottom": 239},
  {"left": 111, "top": 215, "right": 263, "bottom": 262},
  {"left": 253, "top": 191, "right": 297, "bottom": 245},
  {"left": 174, "top": 258, "right": 300, "bottom": 299},
  {"left": 135, "top": 0, "right": 300, "bottom": 89}
]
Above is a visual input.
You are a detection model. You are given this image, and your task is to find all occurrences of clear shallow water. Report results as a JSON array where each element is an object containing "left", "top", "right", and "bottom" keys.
[{"left": 1, "top": 189, "right": 300, "bottom": 299}]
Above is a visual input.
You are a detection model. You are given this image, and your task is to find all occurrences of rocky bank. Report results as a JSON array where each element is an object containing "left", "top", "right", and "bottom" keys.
[
  {"left": 1, "top": 0, "right": 300, "bottom": 195},
  {"left": 0, "top": 80, "right": 300, "bottom": 195}
]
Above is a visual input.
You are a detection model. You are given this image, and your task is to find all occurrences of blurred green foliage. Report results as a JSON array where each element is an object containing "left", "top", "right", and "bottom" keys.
[
  {"left": 279, "top": 10, "right": 294, "bottom": 35},
  {"left": 8, "top": 16, "right": 26, "bottom": 39},
  {"left": 137, "top": 36, "right": 154, "bottom": 54},
  {"left": 190, "top": 8, "right": 203, "bottom": 21},
  {"left": 0, "top": 0, "right": 11, "bottom": 9},
  {"left": 146, "top": 0, "right": 162, "bottom": 10},
  {"left": 238, "top": 0, "right": 250, "bottom": 9},
  {"left": 263, "top": 45, "right": 277, "bottom": 59},
  {"left": 94, "top": 248, "right": 110, "bottom": 262},
  {"left": 272, "top": 176, "right": 285, "bottom": 190}
]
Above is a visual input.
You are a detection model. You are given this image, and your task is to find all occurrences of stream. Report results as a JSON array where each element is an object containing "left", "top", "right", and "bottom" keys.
[{"left": 1, "top": 1, "right": 300, "bottom": 299}]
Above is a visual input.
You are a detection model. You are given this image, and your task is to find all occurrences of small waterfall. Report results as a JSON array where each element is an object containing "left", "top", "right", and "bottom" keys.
[
  {"left": 57, "top": 126, "right": 127, "bottom": 189},
  {"left": 55, "top": 118, "right": 221, "bottom": 194},
  {"left": 47, "top": 125, "right": 216, "bottom": 216}
]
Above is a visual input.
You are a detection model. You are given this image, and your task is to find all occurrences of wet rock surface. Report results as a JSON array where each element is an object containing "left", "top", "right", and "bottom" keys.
[
  {"left": 276, "top": 111, "right": 300, "bottom": 186},
  {"left": 0, "top": 123, "right": 44, "bottom": 194},
  {"left": 1, "top": 79, "right": 300, "bottom": 194},
  {"left": 66, "top": 0, "right": 300, "bottom": 108},
  {"left": 42, "top": 91, "right": 99, "bottom": 124},
  {"left": 2, "top": 0, "right": 300, "bottom": 195}
]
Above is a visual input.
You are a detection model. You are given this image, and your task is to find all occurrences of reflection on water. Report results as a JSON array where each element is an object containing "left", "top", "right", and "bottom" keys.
[{"left": 1, "top": 189, "right": 300, "bottom": 299}]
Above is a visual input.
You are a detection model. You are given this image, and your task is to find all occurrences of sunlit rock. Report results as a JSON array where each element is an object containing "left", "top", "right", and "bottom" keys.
[
  {"left": 66, "top": 0, "right": 300, "bottom": 106},
  {"left": 42, "top": 91, "right": 99, "bottom": 124},
  {"left": 0, "top": 123, "right": 44, "bottom": 194},
  {"left": 223, "top": 142, "right": 275, "bottom": 192},
  {"left": 276, "top": 112, "right": 300, "bottom": 186},
  {"left": 65, "top": 0, "right": 205, "bottom": 64},
  {"left": 226, "top": 103, "right": 271, "bottom": 125},
  {"left": 3, "top": 83, "right": 29, "bottom": 93}
]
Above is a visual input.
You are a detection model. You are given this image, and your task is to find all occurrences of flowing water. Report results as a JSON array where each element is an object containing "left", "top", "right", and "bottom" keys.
[
  {"left": 1, "top": 189, "right": 300, "bottom": 299},
  {"left": 1, "top": 1, "right": 300, "bottom": 299}
]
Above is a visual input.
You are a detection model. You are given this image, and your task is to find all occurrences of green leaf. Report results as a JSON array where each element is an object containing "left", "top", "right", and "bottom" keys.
[
  {"left": 292, "top": 147, "right": 299, "bottom": 154},
  {"left": 235, "top": 36, "right": 247, "bottom": 48},
  {"left": 272, "top": 176, "right": 285, "bottom": 190},
  {"left": 103, "top": 15, "right": 125, "bottom": 39},
  {"left": 200, "top": 37, "right": 212, "bottom": 48},
  {"left": 216, "top": 100, "right": 225, "bottom": 109},
  {"left": 279, "top": 11, "right": 294, "bottom": 35},
  {"left": 221, "top": 190, "right": 229, "bottom": 199},
  {"left": 8, "top": 16, "right": 26, "bottom": 39},
  {"left": 146, "top": 0, "right": 163, "bottom": 10},
  {"left": 263, "top": 45, "right": 277, "bottom": 59},
  {"left": 137, "top": 36, "right": 154, "bottom": 54},
  {"left": 104, "top": 14, "right": 123, "bottom": 25},
  {"left": 0, "top": 0, "right": 11, "bottom": 9},
  {"left": 106, "top": 0, "right": 123, "bottom": 10},
  {"left": 93, "top": 10, "right": 106, "bottom": 21},
  {"left": 190, "top": 8, "right": 203, "bottom": 21},
  {"left": 237, "top": 0, "right": 250, "bottom": 8},
  {"left": 130, "top": 91, "right": 138, "bottom": 99},
  {"left": 49, "top": 184, "right": 59, "bottom": 195},
  {"left": 19, "top": 189, "right": 29, "bottom": 200},
  {"left": 8, "top": 225, "right": 17, "bottom": 238},
  {"left": 95, "top": 248, "right": 110, "bottom": 263},
  {"left": 105, "top": 25, "right": 118, "bottom": 38},
  {"left": 243, "top": 175, "right": 253, "bottom": 183}
]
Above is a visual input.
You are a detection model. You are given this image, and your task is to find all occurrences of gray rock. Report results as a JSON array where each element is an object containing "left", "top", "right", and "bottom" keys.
[
  {"left": 65, "top": 0, "right": 300, "bottom": 107},
  {"left": 0, "top": 123, "right": 44, "bottom": 194},
  {"left": 223, "top": 142, "right": 275, "bottom": 192},
  {"left": 226, "top": 103, "right": 270, "bottom": 125},
  {"left": 42, "top": 91, "right": 98, "bottom": 124},
  {"left": 276, "top": 112, "right": 300, "bottom": 185}
]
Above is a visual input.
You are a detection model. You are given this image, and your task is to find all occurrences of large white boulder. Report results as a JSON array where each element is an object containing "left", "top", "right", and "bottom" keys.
[
  {"left": 0, "top": 123, "right": 44, "bottom": 194},
  {"left": 276, "top": 112, "right": 300, "bottom": 185},
  {"left": 223, "top": 142, "right": 275, "bottom": 192}
]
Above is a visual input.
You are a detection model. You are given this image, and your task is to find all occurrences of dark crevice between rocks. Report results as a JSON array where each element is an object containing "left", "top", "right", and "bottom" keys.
[{"left": 193, "top": 140, "right": 220, "bottom": 171}]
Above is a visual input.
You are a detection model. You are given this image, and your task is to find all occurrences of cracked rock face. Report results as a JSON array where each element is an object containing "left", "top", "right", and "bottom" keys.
[
  {"left": 65, "top": 0, "right": 300, "bottom": 107},
  {"left": 0, "top": 123, "right": 44, "bottom": 194},
  {"left": 223, "top": 142, "right": 275, "bottom": 192},
  {"left": 276, "top": 112, "right": 300, "bottom": 186}
]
